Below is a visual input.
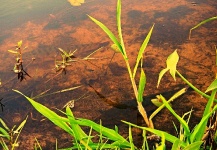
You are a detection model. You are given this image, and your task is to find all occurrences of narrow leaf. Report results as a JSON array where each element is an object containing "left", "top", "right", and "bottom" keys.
[
  {"left": 189, "top": 16, "right": 217, "bottom": 39},
  {"left": 157, "top": 68, "right": 169, "bottom": 88},
  {"left": 88, "top": 15, "right": 124, "bottom": 56},
  {"left": 0, "top": 127, "right": 10, "bottom": 139},
  {"left": 133, "top": 24, "right": 155, "bottom": 78},
  {"left": 66, "top": 106, "right": 88, "bottom": 141},
  {"left": 171, "top": 140, "right": 181, "bottom": 150},
  {"left": 8, "top": 50, "right": 18, "bottom": 54},
  {"left": 205, "top": 79, "right": 217, "bottom": 93},
  {"left": 74, "top": 119, "right": 131, "bottom": 147},
  {"left": 0, "top": 119, "right": 9, "bottom": 131},
  {"left": 14, "top": 117, "right": 27, "bottom": 134},
  {"left": 13, "top": 90, "right": 74, "bottom": 136},
  {"left": 116, "top": 0, "right": 126, "bottom": 58},
  {"left": 183, "top": 141, "right": 203, "bottom": 150},
  {"left": 137, "top": 69, "right": 146, "bottom": 102},
  {"left": 190, "top": 103, "right": 217, "bottom": 142},
  {"left": 122, "top": 120, "right": 186, "bottom": 148}
]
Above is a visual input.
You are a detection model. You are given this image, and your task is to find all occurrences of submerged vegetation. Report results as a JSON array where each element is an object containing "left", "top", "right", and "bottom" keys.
[{"left": 0, "top": 0, "right": 217, "bottom": 149}]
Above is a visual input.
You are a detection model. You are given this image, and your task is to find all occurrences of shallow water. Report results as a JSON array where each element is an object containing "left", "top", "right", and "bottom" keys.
[{"left": 0, "top": 0, "right": 217, "bottom": 149}]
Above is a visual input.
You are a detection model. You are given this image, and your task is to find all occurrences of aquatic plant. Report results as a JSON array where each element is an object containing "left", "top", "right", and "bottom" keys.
[
  {"left": 7, "top": 1, "right": 217, "bottom": 149},
  {"left": 123, "top": 48, "right": 217, "bottom": 149},
  {"left": 0, "top": 117, "right": 27, "bottom": 150},
  {"left": 8, "top": 41, "right": 31, "bottom": 82},
  {"left": 189, "top": 16, "right": 217, "bottom": 39},
  {"left": 88, "top": 0, "right": 154, "bottom": 128},
  {"left": 13, "top": 90, "right": 134, "bottom": 149}
]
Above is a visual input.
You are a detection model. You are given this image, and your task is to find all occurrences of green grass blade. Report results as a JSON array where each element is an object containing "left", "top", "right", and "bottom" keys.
[
  {"left": 137, "top": 69, "right": 146, "bottom": 102},
  {"left": 171, "top": 140, "right": 181, "bottom": 150},
  {"left": 183, "top": 141, "right": 203, "bottom": 150},
  {"left": 133, "top": 24, "right": 155, "bottom": 78},
  {"left": 193, "top": 89, "right": 217, "bottom": 142},
  {"left": 189, "top": 16, "right": 217, "bottom": 39},
  {"left": 0, "top": 128, "right": 9, "bottom": 140},
  {"left": 128, "top": 125, "right": 135, "bottom": 150},
  {"left": 65, "top": 106, "right": 88, "bottom": 142},
  {"left": 156, "top": 133, "right": 165, "bottom": 150},
  {"left": 13, "top": 90, "right": 74, "bottom": 136},
  {"left": 116, "top": 0, "right": 127, "bottom": 59},
  {"left": 14, "top": 116, "right": 27, "bottom": 134},
  {"left": 204, "top": 87, "right": 217, "bottom": 117},
  {"left": 190, "top": 104, "right": 217, "bottom": 142},
  {"left": 88, "top": 15, "right": 124, "bottom": 56},
  {"left": 122, "top": 120, "right": 187, "bottom": 148},
  {"left": 0, "top": 119, "right": 9, "bottom": 131},
  {"left": 75, "top": 119, "right": 131, "bottom": 147},
  {"left": 160, "top": 95, "right": 191, "bottom": 136},
  {"left": 205, "top": 79, "right": 217, "bottom": 93},
  {"left": 176, "top": 70, "right": 217, "bottom": 102},
  {"left": 157, "top": 68, "right": 169, "bottom": 88}
]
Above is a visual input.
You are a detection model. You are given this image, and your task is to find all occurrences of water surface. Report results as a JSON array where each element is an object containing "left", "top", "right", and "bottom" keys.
[{"left": 0, "top": 0, "right": 216, "bottom": 149}]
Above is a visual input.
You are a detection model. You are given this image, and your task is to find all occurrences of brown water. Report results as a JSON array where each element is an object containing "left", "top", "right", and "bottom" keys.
[{"left": 0, "top": 0, "right": 217, "bottom": 149}]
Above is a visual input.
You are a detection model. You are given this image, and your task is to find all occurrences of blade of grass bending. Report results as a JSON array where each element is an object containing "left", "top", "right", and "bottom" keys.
[
  {"left": 183, "top": 141, "right": 203, "bottom": 150},
  {"left": 189, "top": 16, "right": 217, "bottom": 39},
  {"left": 122, "top": 120, "right": 187, "bottom": 148},
  {"left": 74, "top": 119, "right": 131, "bottom": 148},
  {"left": 160, "top": 95, "right": 191, "bottom": 136},
  {"left": 137, "top": 69, "right": 146, "bottom": 102},
  {"left": 133, "top": 24, "right": 155, "bottom": 78},
  {"left": 13, "top": 90, "right": 75, "bottom": 136},
  {"left": 88, "top": 15, "right": 124, "bottom": 56},
  {"left": 203, "top": 81, "right": 217, "bottom": 116},
  {"left": 65, "top": 106, "right": 88, "bottom": 142},
  {"left": 176, "top": 70, "right": 217, "bottom": 102}
]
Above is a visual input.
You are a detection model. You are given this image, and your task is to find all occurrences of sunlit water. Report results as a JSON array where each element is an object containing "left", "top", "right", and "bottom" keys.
[{"left": 0, "top": 0, "right": 216, "bottom": 149}]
